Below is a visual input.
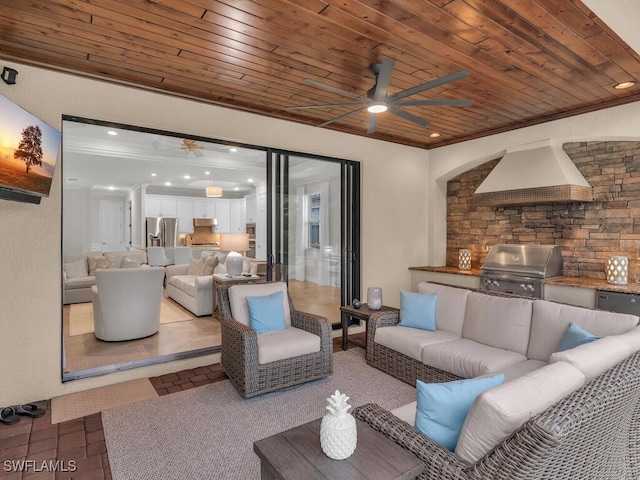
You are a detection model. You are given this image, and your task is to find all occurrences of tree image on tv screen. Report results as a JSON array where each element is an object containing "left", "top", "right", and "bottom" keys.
[{"left": 13, "top": 125, "right": 43, "bottom": 173}]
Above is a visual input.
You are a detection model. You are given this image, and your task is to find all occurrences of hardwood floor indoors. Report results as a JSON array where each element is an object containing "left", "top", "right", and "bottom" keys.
[{"left": 62, "top": 280, "right": 350, "bottom": 375}]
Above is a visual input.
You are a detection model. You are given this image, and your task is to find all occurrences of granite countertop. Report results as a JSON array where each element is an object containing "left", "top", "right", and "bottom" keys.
[
  {"left": 409, "top": 265, "right": 640, "bottom": 294},
  {"left": 409, "top": 265, "right": 484, "bottom": 276}
]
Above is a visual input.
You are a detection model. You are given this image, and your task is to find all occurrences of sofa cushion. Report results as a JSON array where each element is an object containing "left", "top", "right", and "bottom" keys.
[
  {"left": 256, "top": 326, "right": 320, "bottom": 364},
  {"left": 167, "top": 275, "right": 197, "bottom": 297},
  {"left": 391, "top": 401, "right": 417, "bottom": 425},
  {"left": 375, "top": 326, "right": 460, "bottom": 361},
  {"left": 557, "top": 322, "right": 600, "bottom": 352},
  {"left": 549, "top": 336, "right": 631, "bottom": 382},
  {"left": 421, "top": 339, "right": 527, "bottom": 379},
  {"left": 527, "top": 300, "right": 638, "bottom": 362},
  {"left": 484, "top": 359, "right": 548, "bottom": 383},
  {"left": 462, "top": 293, "right": 533, "bottom": 356},
  {"left": 415, "top": 375, "right": 504, "bottom": 451},
  {"left": 229, "top": 282, "right": 291, "bottom": 327},
  {"left": 417, "top": 282, "right": 470, "bottom": 336},
  {"left": 610, "top": 325, "right": 640, "bottom": 352},
  {"left": 398, "top": 290, "right": 437, "bottom": 331},
  {"left": 455, "top": 362, "right": 585, "bottom": 463},
  {"left": 247, "top": 291, "right": 286, "bottom": 334},
  {"left": 65, "top": 276, "right": 96, "bottom": 290},
  {"left": 64, "top": 258, "right": 88, "bottom": 279}
]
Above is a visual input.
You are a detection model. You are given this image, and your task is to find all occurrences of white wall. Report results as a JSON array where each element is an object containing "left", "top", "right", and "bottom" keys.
[
  {"left": 427, "top": 101, "right": 640, "bottom": 265},
  {"left": 0, "top": 62, "right": 429, "bottom": 405}
]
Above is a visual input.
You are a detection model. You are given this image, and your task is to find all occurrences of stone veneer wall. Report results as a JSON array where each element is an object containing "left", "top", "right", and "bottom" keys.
[{"left": 447, "top": 141, "right": 640, "bottom": 280}]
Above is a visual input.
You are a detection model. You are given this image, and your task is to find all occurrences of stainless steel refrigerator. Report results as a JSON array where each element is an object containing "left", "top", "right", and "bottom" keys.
[{"left": 146, "top": 217, "right": 178, "bottom": 247}]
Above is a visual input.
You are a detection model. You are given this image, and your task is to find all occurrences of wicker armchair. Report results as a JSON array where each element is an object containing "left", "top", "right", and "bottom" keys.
[
  {"left": 354, "top": 349, "right": 640, "bottom": 480},
  {"left": 218, "top": 282, "right": 333, "bottom": 398}
]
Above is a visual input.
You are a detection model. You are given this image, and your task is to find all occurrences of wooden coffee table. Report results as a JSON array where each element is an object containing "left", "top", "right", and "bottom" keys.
[{"left": 254, "top": 417, "right": 424, "bottom": 480}]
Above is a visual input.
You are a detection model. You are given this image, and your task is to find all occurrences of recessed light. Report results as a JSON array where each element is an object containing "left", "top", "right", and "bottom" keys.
[
  {"left": 108, "top": 186, "right": 115, "bottom": 190},
  {"left": 184, "top": 175, "right": 191, "bottom": 179},
  {"left": 429, "top": 132, "right": 441, "bottom": 138},
  {"left": 248, "top": 178, "right": 254, "bottom": 183},
  {"left": 151, "top": 173, "right": 157, "bottom": 177},
  {"left": 234, "top": 187, "right": 239, "bottom": 191},
  {"left": 614, "top": 81, "right": 636, "bottom": 89},
  {"left": 205, "top": 171, "right": 210, "bottom": 175},
  {"left": 107, "top": 130, "right": 118, "bottom": 136},
  {"left": 165, "top": 182, "right": 171, "bottom": 186},
  {"left": 230, "top": 147, "right": 238, "bottom": 153}
]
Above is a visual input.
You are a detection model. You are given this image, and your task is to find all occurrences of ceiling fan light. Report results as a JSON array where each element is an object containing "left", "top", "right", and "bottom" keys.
[
  {"left": 367, "top": 102, "right": 388, "bottom": 113},
  {"left": 206, "top": 186, "right": 223, "bottom": 197}
]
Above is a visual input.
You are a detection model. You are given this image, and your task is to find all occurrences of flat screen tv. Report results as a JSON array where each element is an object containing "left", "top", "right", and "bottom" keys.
[{"left": 0, "top": 93, "right": 61, "bottom": 204}]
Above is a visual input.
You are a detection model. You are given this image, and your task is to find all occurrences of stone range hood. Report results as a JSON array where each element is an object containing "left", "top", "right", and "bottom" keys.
[{"left": 474, "top": 140, "right": 593, "bottom": 206}]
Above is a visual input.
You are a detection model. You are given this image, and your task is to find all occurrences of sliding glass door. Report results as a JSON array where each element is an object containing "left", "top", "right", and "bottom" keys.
[{"left": 266, "top": 151, "right": 360, "bottom": 325}]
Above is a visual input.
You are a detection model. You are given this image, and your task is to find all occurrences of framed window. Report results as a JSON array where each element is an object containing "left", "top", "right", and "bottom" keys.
[{"left": 308, "top": 193, "right": 320, "bottom": 249}]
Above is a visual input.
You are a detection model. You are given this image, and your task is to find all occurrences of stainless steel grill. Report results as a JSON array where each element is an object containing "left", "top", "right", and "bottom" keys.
[{"left": 480, "top": 244, "right": 564, "bottom": 298}]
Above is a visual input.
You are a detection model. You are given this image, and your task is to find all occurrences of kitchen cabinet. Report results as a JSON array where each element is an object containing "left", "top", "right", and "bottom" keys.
[
  {"left": 215, "top": 199, "right": 231, "bottom": 232},
  {"left": 176, "top": 200, "right": 194, "bottom": 233},
  {"left": 230, "top": 198, "right": 246, "bottom": 232},
  {"left": 245, "top": 194, "right": 257, "bottom": 222},
  {"left": 192, "top": 200, "right": 206, "bottom": 218},
  {"left": 145, "top": 195, "right": 177, "bottom": 217}
]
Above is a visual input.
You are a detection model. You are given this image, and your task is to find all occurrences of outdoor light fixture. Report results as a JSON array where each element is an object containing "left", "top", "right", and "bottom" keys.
[
  {"left": 459, "top": 249, "right": 471, "bottom": 270},
  {"left": 1, "top": 67, "right": 18, "bottom": 85},
  {"left": 606, "top": 256, "right": 628, "bottom": 285}
]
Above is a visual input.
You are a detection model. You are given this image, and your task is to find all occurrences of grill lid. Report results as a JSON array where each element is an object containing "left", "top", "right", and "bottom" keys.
[{"left": 481, "top": 244, "right": 563, "bottom": 278}]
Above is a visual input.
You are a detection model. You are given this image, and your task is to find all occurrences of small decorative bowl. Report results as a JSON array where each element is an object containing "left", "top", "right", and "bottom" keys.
[{"left": 352, "top": 299, "right": 361, "bottom": 309}]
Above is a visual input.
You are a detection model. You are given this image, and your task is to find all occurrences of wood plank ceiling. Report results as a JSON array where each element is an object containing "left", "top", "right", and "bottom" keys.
[{"left": 0, "top": 0, "right": 639, "bottom": 149}]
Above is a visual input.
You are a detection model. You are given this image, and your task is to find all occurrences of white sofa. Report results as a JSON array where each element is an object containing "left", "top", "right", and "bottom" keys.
[
  {"left": 165, "top": 252, "right": 257, "bottom": 317},
  {"left": 63, "top": 251, "right": 148, "bottom": 304},
  {"left": 366, "top": 281, "right": 640, "bottom": 466}
]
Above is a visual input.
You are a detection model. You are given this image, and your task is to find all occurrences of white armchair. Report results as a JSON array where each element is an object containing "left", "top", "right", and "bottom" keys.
[
  {"left": 147, "top": 247, "right": 172, "bottom": 266},
  {"left": 173, "top": 247, "right": 193, "bottom": 265},
  {"left": 91, "top": 266, "right": 165, "bottom": 341}
]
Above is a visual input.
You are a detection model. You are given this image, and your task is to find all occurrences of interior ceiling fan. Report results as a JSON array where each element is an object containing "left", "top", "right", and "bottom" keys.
[
  {"left": 153, "top": 138, "right": 205, "bottom": 157},
  {"left": 287, "top": 58, "right": 472, "bottom": 134}
]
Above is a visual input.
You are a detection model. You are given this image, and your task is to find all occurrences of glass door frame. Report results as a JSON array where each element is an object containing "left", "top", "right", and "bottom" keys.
[{"left": 266, "top": 149, "right": 361, "bottom": 310}]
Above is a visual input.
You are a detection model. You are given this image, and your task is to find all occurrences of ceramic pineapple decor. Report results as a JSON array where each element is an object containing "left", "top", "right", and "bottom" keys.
[{"left": 320, "top": 390, "right": 357, "bottom": 459}]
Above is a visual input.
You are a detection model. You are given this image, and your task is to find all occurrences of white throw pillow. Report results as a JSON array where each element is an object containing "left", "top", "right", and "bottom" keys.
[
  {"left": 455, "top": 362, "right": 585, "bottom": 463},
  {"left": 64, "top": 258, "right": 88, "bottom": 279},
  {"left": 187, "top": 258, "right": 203, "bottom": 276}
]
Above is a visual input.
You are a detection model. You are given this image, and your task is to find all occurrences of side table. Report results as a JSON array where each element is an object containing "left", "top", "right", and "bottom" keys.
[
  {"left": 340, "top": 304, "right": 399, "bottom": 351},
  {"left": 212, "top": 274, "right": 265, "bottom": 312},
  {"left": 254, "top": 417, "right": 424, "bottom": 480}
]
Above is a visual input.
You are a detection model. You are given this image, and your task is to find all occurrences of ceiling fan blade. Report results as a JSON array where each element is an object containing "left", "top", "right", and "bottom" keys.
[
  {"left": 367, "top": 114, "right": 378, "bottom": 134},
  {"left": 317, "top": 107, "right": 367, "bottom": 128},
  {"left": 390, "top": 107, "right": 430, "bottom": 127},
  {"left": 389, "top": 70, "right": 469, "bottom": 102},
  {"left": 395, "top": 99, "right": 473, "bottom": 107},
  {"left": 372, "top": 58, "right": 395, "bottom": 101},
  {"left": 286, "top": 102, "right": 367, "bottom": 110},
  {"left": 303, "top": 78, "right": 368, "bottom": 101}
]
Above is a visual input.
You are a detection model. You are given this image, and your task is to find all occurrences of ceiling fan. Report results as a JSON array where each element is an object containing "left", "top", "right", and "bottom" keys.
[
  {"left": 287, "top": 59, "right": 472, "bottom": 134},
  {"left": 152, "top": 138, "right": 206, "bottom": 157}
]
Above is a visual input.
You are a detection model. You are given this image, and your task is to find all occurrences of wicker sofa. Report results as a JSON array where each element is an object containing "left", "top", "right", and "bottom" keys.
[{"left": 359, "top": 281, "right": 640, "bottom": 479}]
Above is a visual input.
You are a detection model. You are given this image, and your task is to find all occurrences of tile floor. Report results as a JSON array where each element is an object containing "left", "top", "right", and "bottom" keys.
[{"left": 0, "top": 334, "right": 364, "bottom": 480}]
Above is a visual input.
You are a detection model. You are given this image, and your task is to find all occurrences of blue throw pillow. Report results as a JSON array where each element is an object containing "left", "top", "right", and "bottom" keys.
[
  {"left": 415, "top": 374, "right": 504, "bottom": 451},
  {"left": 398, "top": 290, "right": 438, "bottom": 331},
  {"left": 246, "top": 291, "right": 286, "bottom": 334},
  {"left": 557, "top": 322, "right": 601, "bottom": 352}
]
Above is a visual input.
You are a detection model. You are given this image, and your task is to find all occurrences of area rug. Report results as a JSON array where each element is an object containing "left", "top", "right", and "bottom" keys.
[
  {"left": 102, "top": 350, "right": 416, "bottom": 480},
  {"left": 69, "top": 298, "right": 194, "bottom": 336}
]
